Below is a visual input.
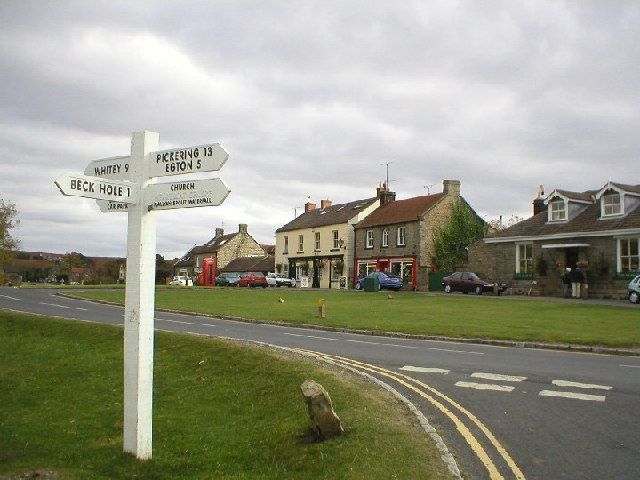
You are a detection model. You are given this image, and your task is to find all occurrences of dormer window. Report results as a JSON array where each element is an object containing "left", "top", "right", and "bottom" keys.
[
  {"left": 549, "top": 199, "right": 566, "bottom": 221},
  {"left": 602, "top": 192, "right": 622, "bottom": 217}
]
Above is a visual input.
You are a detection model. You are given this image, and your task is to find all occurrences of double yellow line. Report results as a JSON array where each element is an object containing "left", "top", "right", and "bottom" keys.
[{"left": 290, "top": 347, "right": 526, "bottom": 480}]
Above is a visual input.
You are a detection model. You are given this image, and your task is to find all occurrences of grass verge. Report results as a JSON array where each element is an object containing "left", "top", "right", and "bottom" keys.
[
  {"left": 73, "top": 288, "right": 640, "bottom": 348},
  {"left": 0, "top": 310, "right": 448, "bottom": 479}
]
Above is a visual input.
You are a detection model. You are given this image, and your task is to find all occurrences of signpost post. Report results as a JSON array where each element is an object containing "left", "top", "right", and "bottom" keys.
[{"left": 54, "top": 131, "right": 229, "bottom": 460}]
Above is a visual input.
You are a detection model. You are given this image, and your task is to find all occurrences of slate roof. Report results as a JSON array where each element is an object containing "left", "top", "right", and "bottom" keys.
[
  {"left": 355, "top": 193, "right": 445, "bottom": 229},
  {"left": 220, "top": 256, "right": 275, "bottom": 273},
  {"left": 492, "top": 184, "right": 640, "bottom": 240},
  {"left": 552, "top": 189, "right": 595, "bottom": 203},
  {"left": 276, "top": 197, "right": 378, "bottom": 232}
]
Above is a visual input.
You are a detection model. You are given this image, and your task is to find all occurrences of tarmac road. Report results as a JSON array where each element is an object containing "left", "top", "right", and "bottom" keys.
[{"left": 1, "top": 286, "right": 639, "bottom": 479}]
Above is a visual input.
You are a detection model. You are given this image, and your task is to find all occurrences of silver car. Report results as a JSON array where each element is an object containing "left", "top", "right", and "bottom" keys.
[{"left": 628, "top": 275, "right": 640, "bottom": 304}]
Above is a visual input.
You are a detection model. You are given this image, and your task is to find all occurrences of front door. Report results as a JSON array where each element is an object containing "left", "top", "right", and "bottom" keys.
[{"left": 565, "top": 248, "right": 579, "bottom": 269}]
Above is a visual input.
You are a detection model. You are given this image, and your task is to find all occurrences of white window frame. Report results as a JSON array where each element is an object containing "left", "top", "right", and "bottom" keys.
[
  {"left": 283, "top": 236, "right": 288, "bottom": 254},
  {"left": 515, "top": 243, "right": 533, "bottom": 273},
  {"left": 314, "top": 231, "right": 321, "bottom": 251},
  {"left": 617, "top": 237, "right": 640, "bottom": 273},
  {"left": 601, "top": 192, "right": 623, "bottom": 217},
  {"left": 332, "top": 230, "right": 339, "bottom": 249},
  {"left": 365, "top": 230, "right": 374, "bottom": 249},
  {"left": 298, "top": 235, "right": 304, "bottom": 253},
  {"left": 397, "top": 226, "right": 406, "bottom": 246},
  {"left": 549, "top": 199, "right": 566, "bottom": 222},
  {"left": 381, "top": 229, "right": 389, "bottom": 247}
]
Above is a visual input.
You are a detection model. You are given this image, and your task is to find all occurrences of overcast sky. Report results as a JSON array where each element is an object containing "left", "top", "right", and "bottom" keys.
[{"left": 1, "top": 1, "right": 638, "bottom": 259}]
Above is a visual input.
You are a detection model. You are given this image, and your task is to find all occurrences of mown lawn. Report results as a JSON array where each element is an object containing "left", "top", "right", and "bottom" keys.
[
  {"left": 74, "top": 288, "right": 640, "bottom": 347},
  {"left": 0, "top": 310, "right": 448, "bottom": 479}
]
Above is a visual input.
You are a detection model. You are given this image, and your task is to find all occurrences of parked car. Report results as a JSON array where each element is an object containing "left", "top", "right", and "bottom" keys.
[
  {"left": 354, "top": 271, "right": 403, "bottom": 291},
  {"left": 629, "top": 275, "right": 640, "bottom": 304},
  {"left": 237, "top": 272, "right": 268, "bottom": 288},
  {"left": 442, "top": 271, "right": 506, "bottom": 295},
  {"left": 216, "top": 272, "right": 241, "bottom": 286},
  {"left": 266, "top": 272, "right": 297, "bottom": 288},
  {"left": 169, "top": 275, "right": 188, "bottom": 286}
]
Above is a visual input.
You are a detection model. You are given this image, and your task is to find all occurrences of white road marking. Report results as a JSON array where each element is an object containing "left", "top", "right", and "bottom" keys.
[
  {"left": 620, "top": 364, "right": 640, "bottom": 369},
  {"left": 0, "top": 294, "right": 20, "bottom": 300},
  {"left": 429, "top": 347, "right": 484, "bottom": 355},
  {"left": 455, "top": 381, "right": 514, "bottom": 392},
  {"left": 400, "top": 366, "right": 450, "bottom": 374},
  {"left": 471, "top": 372, "right": 527, "bottom": 382},
  {"left": 346, "top": 339, "right": 380, "bottom": 345},
  {"left": 539, "top": 390, "right": 606, "bottom": 402},
  {"left": 201, "top": 323, "right": 217, "bottom": 328},
  {"left": 306, "top": 335, "right": 339, "bottom": 341},
  {"left": 283, "top": 332, "right": 305, "bottom": 337},
  {"left": 186, "top": 331, "right": 207, "bottom": 336},
  {"left": 158, "top": 319, "right": 193, "bottom": 325},
  {"left": 552, "top": 380, "right": 612, "bottom": 391},
  {"left": 382, "top": 343, "right": 418, "bottom": 349},
  {"left": 39, "top": 302, "right": 71, "bottom": 309},
  {"left": 75, "top": 307, "right": 88, "bottom": 311}
]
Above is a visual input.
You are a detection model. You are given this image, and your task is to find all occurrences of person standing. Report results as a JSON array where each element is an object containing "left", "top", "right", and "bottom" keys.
[
  {"left": 562, "top": 268, "right": 572, "bottom": 298},
  {"left": 571, "top": 267, "right": 585, "bottom": 298}
]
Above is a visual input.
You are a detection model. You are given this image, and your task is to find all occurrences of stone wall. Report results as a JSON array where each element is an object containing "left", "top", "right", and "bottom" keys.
[
  {"left": 216, "top": 233, "right": 265, "bottom": 269},
  {"left": 354, "top": 221, "right": 420, "bottom": 260}
]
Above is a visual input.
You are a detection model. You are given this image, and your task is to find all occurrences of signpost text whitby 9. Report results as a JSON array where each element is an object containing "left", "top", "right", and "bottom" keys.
[{"left": 54, "top": 131, "right": 229, "bottom": 460}]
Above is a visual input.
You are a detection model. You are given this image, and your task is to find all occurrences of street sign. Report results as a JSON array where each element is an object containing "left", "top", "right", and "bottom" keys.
[
  {"left": 96, "top": 178, "right": 230, "bottom": 212},
  {"left": 148, "top": 143, "right": 228, "bottom": 178},
  {"left": 54, "top": 131, "right": 230, "bottom": 460},
  {"left": 55, "top": 172, "right": 138, "bottom": 203},
  {"left": 84, "top": 155, "right": 133, "bottom": 180},
  {"left": 96, "top": 200, "right": 130, "bottom": 212},
  {"left": 147, "top": 178, "right": 230, "bottom": 211}
]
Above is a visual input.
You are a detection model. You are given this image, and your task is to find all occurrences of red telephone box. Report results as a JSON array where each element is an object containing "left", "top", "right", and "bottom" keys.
[{"left": 199, "top": 257, "right": 217, "bottom": 286}]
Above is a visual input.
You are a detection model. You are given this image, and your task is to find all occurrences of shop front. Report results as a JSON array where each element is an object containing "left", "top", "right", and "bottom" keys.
[
  {"left": 355, "top": 256, "right": 417, "bottom": 290},
  {"left": 288, "top": 254, "right": 345, "bottom": 289}
]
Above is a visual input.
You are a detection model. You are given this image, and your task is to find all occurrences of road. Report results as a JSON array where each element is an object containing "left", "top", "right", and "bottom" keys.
[{"left": 1, "top": 287, "right": 639, "bottom": 479}]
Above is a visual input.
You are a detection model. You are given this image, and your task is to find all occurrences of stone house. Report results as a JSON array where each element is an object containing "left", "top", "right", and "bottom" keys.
[
  {"left": 467, "top": 181, "right": 640, "bottom": 298},
  {"left": 353, "top": 180, "right": 477, "bottom": 291},
  {"left": 173, "top": 223, "right": 265, "bottom": 277},
  {"left": 275, "top": 188, "right": 383, "bottom": 288}
]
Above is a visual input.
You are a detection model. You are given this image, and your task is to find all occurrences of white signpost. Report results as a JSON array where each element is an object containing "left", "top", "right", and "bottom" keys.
[{"left": 54, "top": 131, "right": 229, "bottom": 460}]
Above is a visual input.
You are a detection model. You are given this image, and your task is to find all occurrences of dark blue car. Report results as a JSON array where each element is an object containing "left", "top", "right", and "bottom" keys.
[{"left": 355, "top": 271, "right": 403, "bottom": 291}]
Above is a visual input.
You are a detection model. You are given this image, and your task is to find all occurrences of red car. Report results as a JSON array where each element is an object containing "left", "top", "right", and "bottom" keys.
[
  {"left": 442, "top": 271, "right": 506, "bottom": 295},
  {"left": 237, "top": 272, "right": 268, "bottom": 288}
]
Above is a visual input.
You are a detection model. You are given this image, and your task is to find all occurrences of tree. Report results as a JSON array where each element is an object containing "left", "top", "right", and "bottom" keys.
[
  {"left": 433, "top": 200, "right": 487, "bottom": 271},
  {"left": 155, "top": 254, "right": 173, "bottom": 284},
  {"left": 487, "top": 214, "right": 524, "bottom": 231},
  {"left": 0, "top": 199, "right": 20, "bottom": 273}
]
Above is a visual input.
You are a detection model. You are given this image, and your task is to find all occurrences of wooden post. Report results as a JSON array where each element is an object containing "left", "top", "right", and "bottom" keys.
[{"left": 123, "top": 131, "right": 159, "bottom": 459}]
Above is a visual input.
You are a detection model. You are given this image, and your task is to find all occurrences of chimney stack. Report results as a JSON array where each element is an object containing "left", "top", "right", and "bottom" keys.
[
  {"left": 443, "top": 180, "right": 460, "bottom": 197},
  {"left": 214, "top": 227, "right": 224, "bottom": 238},
  {"left": 305, "top": 202, "right": 316, "bottom": 212},
  {"left": 320, "top": 199, "right": 332, "bottom": 209},
  {"left": 380, "top": 190, "right": 396, "bottom": 206},
  {"left": 238, "top": 223, "right": 248, "bottom": 234},
  {"left": 376, "top": 182, "right": 389, "bottom": 198},
  {"left": 533, "top": 186, "right": 546, "bottom": 216}
]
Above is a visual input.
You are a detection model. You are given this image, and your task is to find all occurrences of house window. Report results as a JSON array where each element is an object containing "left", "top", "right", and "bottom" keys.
[
  {"left": 397, "top": 226, "right": 406, "bottom": 246},
  {"left": 618, "top": 238, "right": 639, "bottom": 273},
  {"left": 516, "top": 243, "right": 533, "bottom": 273},
  {"left": 333, "top": 230, "right": 339, "bottom": 249},
  {"left": 602, "top": 192, "right": 622, "bottom": 217},
  {"left": 298, "top": 235, "right": 304, "bottom": 253},
  {"left": 283, "top": 236, "right": 288, "bottom": 254},
  {"left": 314, "top": 232, "right": 321, "bottom": 251},
  {"left": 549, "top": 199, "right": 566, "bottom": 221},
  {"left": 381, "top": 229, "right": 389, "bottom": 247},
  {"left": 365, "top": 230, "right": 374, "bottom": 249}
]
